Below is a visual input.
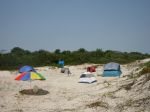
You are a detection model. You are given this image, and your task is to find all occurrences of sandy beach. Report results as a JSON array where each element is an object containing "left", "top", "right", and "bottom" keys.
[{"left": 0, "top": 59, "right": 150, "bottom": 112}]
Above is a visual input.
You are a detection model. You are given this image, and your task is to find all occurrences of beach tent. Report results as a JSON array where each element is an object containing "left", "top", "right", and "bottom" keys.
[
  {"left": 103, "top": 62, "right": 122, "bottom": 77},
  {"left": 79, "top": 72, "right": 97, "bottom": 83},
  {"left": 87, "top": 66, "right": 96, "bottom": 72},
  {"left": 19, "top": 65, "right": 36, "bottom": 73}
]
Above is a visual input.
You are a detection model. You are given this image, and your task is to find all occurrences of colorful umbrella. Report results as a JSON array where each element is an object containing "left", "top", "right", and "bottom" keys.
[{"left": 15, "top": 72, "right": 45, "bottom": 81}]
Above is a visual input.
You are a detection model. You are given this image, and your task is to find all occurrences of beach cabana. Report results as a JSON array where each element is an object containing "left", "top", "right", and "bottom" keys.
[{"left": 103, "top": 62, "right": 122, "bottom": 77}]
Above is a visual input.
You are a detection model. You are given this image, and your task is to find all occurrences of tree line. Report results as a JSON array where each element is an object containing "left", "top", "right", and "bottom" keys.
[{"left": 0, "top": 47, "right": 150, "bottom": 70}]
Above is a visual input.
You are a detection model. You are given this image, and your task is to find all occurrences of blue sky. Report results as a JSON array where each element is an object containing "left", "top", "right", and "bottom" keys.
[{"left": 0, "top": 0, "right": 150, "bottom": 53}]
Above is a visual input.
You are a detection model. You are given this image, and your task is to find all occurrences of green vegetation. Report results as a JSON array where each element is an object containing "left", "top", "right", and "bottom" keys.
[
  {"left": 0, "top": 47, "right": 150, "bottom": 70},
  {"left": 139, "top": 61, "right": 150, "bottom": 75},
  {"left": 138, "top": 61, "right": 150, "bottom": 83}
]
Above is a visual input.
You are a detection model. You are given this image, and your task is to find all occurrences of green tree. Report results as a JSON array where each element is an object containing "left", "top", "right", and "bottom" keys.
[{"left": 54, "top": 49, "right": 61, "bottom": 54}]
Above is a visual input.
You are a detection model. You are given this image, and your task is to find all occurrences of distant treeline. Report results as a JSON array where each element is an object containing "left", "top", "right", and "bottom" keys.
[{"left": 0, "top": 47, "right": 150, "bottom": 70}]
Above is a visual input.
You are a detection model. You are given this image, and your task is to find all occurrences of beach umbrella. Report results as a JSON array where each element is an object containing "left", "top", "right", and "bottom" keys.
[
  {"left": 15, "top": 66, "right": 46, "bottom": 94},
  {"left": 15, "top": 72, "right": 45, "bottom": 81},
  {"left": 19, "top": 65, "right": 36, "bottom": 73},
  {"left": 15, "top": 71, "right": 46, "bottom": 91}
]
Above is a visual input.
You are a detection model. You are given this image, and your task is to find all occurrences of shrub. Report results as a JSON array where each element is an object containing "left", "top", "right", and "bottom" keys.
[{"left": 140, "top": 67, "right": 150, "bottom": 75}]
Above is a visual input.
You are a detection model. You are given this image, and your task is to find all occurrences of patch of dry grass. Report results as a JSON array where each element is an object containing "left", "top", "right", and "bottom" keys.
[
  {"left": 116, "top": 96, "right": 150, "bottom": 112},
  {"left": 86, "top": 100, "right": 109, "bottom": 109},
  {"left": 102, "top": 92, "right": 118, "bottom": 99}
]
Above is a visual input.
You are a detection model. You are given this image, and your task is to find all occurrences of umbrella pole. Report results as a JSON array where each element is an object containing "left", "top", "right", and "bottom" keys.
[{"left": 30, "top": 80, "right": 32, "bottom": 89}]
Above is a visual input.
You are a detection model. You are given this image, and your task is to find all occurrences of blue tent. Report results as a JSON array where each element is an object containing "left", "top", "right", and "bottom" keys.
[
  {"left": 19, "top": 65, "right": 36, "bottom": 73},
  {"left": 103, "top": 62, "right": 122, "bottom": 77},
  {"left": 58, "top": 59, "right": 64, "bottom": 68}
]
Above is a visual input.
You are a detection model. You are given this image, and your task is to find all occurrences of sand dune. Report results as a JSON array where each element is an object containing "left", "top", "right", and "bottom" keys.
[{"left": 0, "top": 59, "right": 150, "bottom": 112}]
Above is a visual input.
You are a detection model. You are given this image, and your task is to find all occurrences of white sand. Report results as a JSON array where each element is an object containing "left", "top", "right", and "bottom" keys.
[{"left": 0, "top": 59, "right": 150, "bottom": 112}]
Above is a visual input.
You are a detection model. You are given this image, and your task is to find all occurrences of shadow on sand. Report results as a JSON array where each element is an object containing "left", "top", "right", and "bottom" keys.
[{"left": 19, "top": 89, "right": 49, "bottom": 95}]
